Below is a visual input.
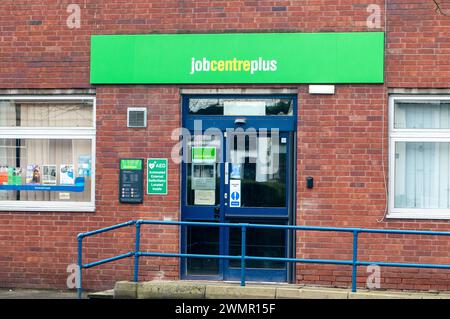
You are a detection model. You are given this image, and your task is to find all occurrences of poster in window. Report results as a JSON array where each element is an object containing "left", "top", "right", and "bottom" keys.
[
  {"left": 42, "top": 165, "right": 57, "bottom": 185},
  {"left": 0, "top": 166, "right": 8, "bottom": 185},
  {"left": 191, "top": 164, "right": 216, "bottom": 190},
  {"left": 77, "top": 155, "right": 91, "bottom": 177},
  {"left": 26, "top": 164, "right": 41, "bottom": 184},
  {"left": 12, "top": 167, "right": 23, "bottom": 185},
  {"left": 230, "top": 163, "right": 243, "bottom": 179},
  {"left": 60, "top": 164, "right": 75, "bottom": 185},
  {"left": 194, "top": 190, "right": 215, "bottom": 205}
]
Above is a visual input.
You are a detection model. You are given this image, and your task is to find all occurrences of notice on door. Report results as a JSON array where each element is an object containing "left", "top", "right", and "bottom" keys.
[
  {"left": 147, "top": 158, "right": 168, "bottom": 195},
  {"left": 194, "top": 190, "right": 215, "bottom": 205},
  {"left": 229, "top": 179, "right": 241, "bottom": 208}
]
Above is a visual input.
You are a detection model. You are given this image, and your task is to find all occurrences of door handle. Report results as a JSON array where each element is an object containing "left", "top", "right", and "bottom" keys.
[{"left": 214, "top": 207, "right": 220, "bottom": 219}]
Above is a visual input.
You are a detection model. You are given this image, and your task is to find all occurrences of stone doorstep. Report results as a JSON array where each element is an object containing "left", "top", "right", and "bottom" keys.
[{"left": 110, "top": 281, "right": 450, "bottom": 299}]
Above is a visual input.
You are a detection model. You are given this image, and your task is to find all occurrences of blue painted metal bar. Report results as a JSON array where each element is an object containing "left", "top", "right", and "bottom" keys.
[
  {"left": 357, "top": 261, "right": 450, "bottom": 269},
  {"left": 351, "top": 230, "right": 359, "bottom": 293},
  {"left": 246, "top": 224, "right": 359, "bottom": 232},
  {"left": 77, "top": 236, "right": 83, "bottom": 299},
  {"left": 82, "top": 252, "right": 134, "bottom": 269},
  {"left": 78, "top": 220, "right": 450, "bottom": 237},
  {"left": 140, "top": 220, "right": 357, "bottom": 232},
  {"left": 139, "top": 220, "right": 450, "bottom": 236},
  {"left": 78, "top": 220, "right": 135, "bottom": 239},
  {"left": 358, "top": 228, "right": 450, "bottom": 236},
  {"left": 241, "top": 223, "right": 450, "bottom": 236},
  {"left": 139, "top": 252, "right": 355, "bottom": 265},
  {"left": 76, "top": 219, "right": 450, "bottom": 299},
  {"left": 240, "top": 225, "right": 247, "bottom": 287},
  {"left": 139, "top": 252, "right": 243, "bottom": 260},
  {"left": 134, "top": 220, "right": 142, "bottom": 282},
  {"left": 243, "top": 256, "right": 354, "bottom": 265},
  {"left": 140, "top": 220, "right": 243, "bottom": 228}
]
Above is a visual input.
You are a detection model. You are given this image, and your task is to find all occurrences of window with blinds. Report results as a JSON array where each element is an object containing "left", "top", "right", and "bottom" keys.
[
  {"left": 389, "top": 96, "right": 450, "bottom": 219},
  {"left": 0, "top": 97, "right": 95, "bottom": 212}
]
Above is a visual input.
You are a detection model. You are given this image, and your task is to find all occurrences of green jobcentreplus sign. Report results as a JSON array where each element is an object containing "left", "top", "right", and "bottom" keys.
[
  {"left": 147, "top": 158, "right": 168, "bottom": 195},
  {"left": 90, "top": 32, "right": 385, "bottom": 84}
]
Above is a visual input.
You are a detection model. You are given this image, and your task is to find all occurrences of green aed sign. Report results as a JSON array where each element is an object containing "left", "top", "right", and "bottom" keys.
[
  {"left": 147, "top": 158, "right": 168, "bottom": 195},
  {"left": 90, "top": 32, "right": 384, "bottom": 84}
]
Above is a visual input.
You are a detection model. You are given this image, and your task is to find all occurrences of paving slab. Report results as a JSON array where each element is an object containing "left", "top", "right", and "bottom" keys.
[
  {"left": 349, "top": 291, "right": 415, "bottom": 299},
  {"left": 0, "top": 288, "right": 80, "bottom": 299},
  {"left": 206, "top": 285, "right": 276, "bottom": 299},
  {"left": 137, "top": 281, "right": 206, "bottom": 299},
  {"left": 114, "top": 281, "right": 137, "bottom": 299},
  {"left": 276, "top": 287, "right": 348, "bottom": 299}
]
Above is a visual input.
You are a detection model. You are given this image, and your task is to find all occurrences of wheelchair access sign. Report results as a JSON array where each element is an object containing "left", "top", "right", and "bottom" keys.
[{"left": 229, "top": 179, "right": 241, "bottom": 208}]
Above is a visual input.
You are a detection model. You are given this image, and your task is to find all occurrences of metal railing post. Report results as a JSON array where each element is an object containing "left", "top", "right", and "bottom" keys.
[
  {"left": 77, "top": 235, "right": 83, "bottom": 299},
  {"left": 134, "top": 220, "right": 142, "bottom": 283},
  {"left": 240, "top": 225, "right": 247, "bottom": 287},
  {"left": 351, "top": 230, "right": 359, "bottom": 293}
]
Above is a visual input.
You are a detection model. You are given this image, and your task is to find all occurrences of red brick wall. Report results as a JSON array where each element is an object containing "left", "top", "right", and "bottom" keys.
[
  {"left": 296, "top": 84, "right": 450, "bottom": 291},
  {"left": 0, "top": 86, "right": 182, "bottom": 290},
  {"left": 386, "top": 0, "right": 450, "bottom": 87},
  {"left": 0, "top": 0, "right": 381, "bottom": 89},
  {"left": 1, "top": 0, "right": 450, "bottom": 292},
  {"left": 295, "top": 0, "right": 450, "bottom": 291}
]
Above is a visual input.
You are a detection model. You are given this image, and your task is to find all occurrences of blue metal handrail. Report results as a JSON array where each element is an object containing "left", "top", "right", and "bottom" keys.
[{"left": 76, "top": 220, "right": 450, "bottom": 299}]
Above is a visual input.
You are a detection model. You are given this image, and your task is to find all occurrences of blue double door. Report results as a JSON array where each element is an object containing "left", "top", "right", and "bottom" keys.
[{"left": 180, "top": 95, "right": 296, "bottom": 283}]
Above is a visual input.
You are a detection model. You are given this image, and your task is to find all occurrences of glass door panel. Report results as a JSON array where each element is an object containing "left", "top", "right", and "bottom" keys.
[
  {"left": 186, "top": 225, "right": 220, "bottom": 276},
  {"left": 225, "top": 131, "right": 290, "bottom": 217},
  {"left": 224, "top": 220, "right": 288, "bottom": 282},
  {"left": 182, "top": 133, "right": 223, "bottom": 220},
  {"left": 228, "top": 227, "right": 286, "bottom": 269}
]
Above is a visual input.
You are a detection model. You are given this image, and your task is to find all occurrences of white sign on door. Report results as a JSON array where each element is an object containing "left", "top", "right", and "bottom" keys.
[{"left": 229, "top": 179, "right": 241, "bottom": 208}]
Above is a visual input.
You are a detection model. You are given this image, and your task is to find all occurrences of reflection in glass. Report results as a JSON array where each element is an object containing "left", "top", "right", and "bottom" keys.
[
  {"left": 186, "top": 225, "right": 220, "bottom": 275},
  {"left": 228, "top": 133, "right": 286, "bottom": 207},
  {"left": 189, "top": 98, "right": 294, "bottom": 116},
  {"left": 229, "top": 225, "right": 286, "bottom": 269}
]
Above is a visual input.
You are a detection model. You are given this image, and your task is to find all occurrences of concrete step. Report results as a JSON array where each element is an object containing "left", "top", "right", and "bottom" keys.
[
  {"left": 87, "top": 289, "right": 114, "bottom": 299},
  {"left": 112, "top": 280, "right": 450, "bottom": 299}
]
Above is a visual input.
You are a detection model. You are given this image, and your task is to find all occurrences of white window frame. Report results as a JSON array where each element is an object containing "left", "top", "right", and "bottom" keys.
[
  {"left": 388, "top": 95, "right": 450, "bottom": 219},
  {"left": 0, "top": 95, "right": 96, "bottom": 212}
]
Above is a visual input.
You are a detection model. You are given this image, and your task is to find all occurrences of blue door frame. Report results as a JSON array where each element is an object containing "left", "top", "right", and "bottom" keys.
[{"left": 180, "top": 94, "right": 297, "bottom": 282}]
